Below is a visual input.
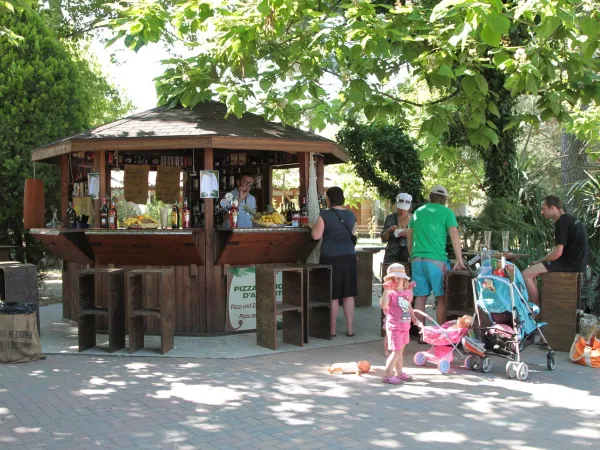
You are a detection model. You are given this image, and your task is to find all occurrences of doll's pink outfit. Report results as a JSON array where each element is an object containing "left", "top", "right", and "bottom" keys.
[{"left": 384, "top": 290, "right": 413, "bottom": 351}]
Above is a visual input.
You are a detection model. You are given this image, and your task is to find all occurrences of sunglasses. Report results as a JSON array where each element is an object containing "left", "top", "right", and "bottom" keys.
[{"left": 396, "top": 199, "right": 411, "bottom": 204}]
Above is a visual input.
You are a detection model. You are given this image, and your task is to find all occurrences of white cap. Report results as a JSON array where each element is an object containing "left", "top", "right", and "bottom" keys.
[
  {"left": 430, "top": 185, "right": 448, "bottom": 197},
  {"left": 395, "top": 192, "right": 412, "bottom": 210}
]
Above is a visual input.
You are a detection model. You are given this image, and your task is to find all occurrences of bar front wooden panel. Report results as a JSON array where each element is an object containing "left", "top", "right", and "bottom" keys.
[
  {"left": 216, "top": 230, "right": 318, "bottom": 266},
  {"left": 32, "top": 230, "right": 94, "bottom": 265},
  {"left": 87, "top": 232, "right": 204, "bottom": 266}
]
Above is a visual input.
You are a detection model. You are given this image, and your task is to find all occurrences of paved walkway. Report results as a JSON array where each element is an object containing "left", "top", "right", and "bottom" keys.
[{"left": 1, "top": 341, "right": 599, "bottom": 450}]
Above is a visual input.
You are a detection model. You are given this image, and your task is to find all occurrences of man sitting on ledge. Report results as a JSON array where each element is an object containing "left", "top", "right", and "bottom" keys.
[{"left": 523, "top": 195, "right": 588, "bottom": 306}]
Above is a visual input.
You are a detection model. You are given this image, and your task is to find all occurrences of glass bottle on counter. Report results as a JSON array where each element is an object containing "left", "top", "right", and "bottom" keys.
[
  {"left": 171, "top": 203, "right": 180, "bottom": 229},
  {"left": 108, "top": 198, "right": 118, "bottom": 229},
  {"left": 300, "top": 197, "right": 309, "bottom": 227},
  {"left": 230, "top": 199, "right": 239, "bottom": 228},
  {"left": 66, "top": 201, "right": 77, "bottom": 229},
  {"left": 100, "top": 198, "right": 109, "bottom": 228},
  {"left": 182, "top": 199, "right": 191, "bottom": 229}
]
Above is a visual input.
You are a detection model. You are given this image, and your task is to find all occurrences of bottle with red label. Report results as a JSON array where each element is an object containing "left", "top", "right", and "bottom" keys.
[
  {"left": 108, "top": 198, "right": 118, "bottom": 229},
  {"left": 182, "top": 199, "right": 191, "bottom": 229},
  {"left": 100, "top": 198, "right": 109, "bottom": 228},
  {"left": 230, "top": 199, "right": 239, "bottom": 228}
]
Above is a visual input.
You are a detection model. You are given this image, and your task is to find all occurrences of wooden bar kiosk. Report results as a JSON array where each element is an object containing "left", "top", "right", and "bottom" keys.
[{"left": 28, "top": 101, "right": 348, "bottom": 336}]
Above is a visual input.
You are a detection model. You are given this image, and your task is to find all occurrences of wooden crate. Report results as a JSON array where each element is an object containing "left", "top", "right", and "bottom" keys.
[{"left": 0, "top": 262, "right": 40, "bottom": 335}]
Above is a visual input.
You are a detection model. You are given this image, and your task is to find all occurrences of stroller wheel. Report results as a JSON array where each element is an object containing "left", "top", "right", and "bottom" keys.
[
  {"left": 481, "top": 357, "right": 492, "bottom": 373},
  {"left": 472, "top": 356, "right": 482, "bottom": 371},
  {"left": 505, "top": 361, "right": 516, "bottom": 379},
  {"left": 438, "top": 359, "right": 450, "bottom": 374},
  {"left": 414, "top": 352, "right": 427, "bottom": 366},
  {"left": 516, "top": 362, "right": 529, "bottom": 381},
  {"left": 464, "top": 355, "right": 474, "bottom": 370},
  {"left": 547, "top": 352, "right": 556, "bottom": 371}
]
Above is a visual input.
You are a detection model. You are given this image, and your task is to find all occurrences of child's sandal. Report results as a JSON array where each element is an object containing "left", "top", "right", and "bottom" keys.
[
  {"left": 382, "top": 376, "right": 402, "bottom": 385},
  {"left": 398, "top": 372, "right": 413, "bottom": 381}
]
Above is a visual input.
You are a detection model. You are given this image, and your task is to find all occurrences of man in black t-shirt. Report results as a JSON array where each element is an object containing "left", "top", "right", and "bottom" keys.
[{"left": 523, "top": 195, "right": 588, "bottom": 306}]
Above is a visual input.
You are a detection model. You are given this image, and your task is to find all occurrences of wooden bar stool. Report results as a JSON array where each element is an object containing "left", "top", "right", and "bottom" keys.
[
  {"left": 78, "top": 268, "right": 125, "bottom": 353},
  {"left": 294, "top": 264, "right": 332, "bottom": 343},
  {"left": 540, "top": 272, "right": 581, "bottom": 351},
  {"left": 256, "top": 266, "right": 303, "bottom": 350},
  {"left": 128, "top": 269, "right": 175, "bottom": 355}
]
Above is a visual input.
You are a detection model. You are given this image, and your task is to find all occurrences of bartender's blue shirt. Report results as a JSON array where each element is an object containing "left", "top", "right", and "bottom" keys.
[{"left": 230, "top": 188, "right": 256, "bottom": 228}]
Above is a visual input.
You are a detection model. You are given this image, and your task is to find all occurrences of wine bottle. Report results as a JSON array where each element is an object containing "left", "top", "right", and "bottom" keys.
[
  {"left": 171, "top": 203, "right": 180, "bottom": 229},
  {"left": 100, "top": 198, "right": 109, "bottom": 228},
  {"left": 182, "top": 199, "right": 191, "bottom": 229},
  {"left": 67, "top": 201, "right": 77, "bottom": 229}
]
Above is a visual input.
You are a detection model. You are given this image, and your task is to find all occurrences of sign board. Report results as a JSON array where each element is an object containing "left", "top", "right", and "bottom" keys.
[
  {"left": 225, "top": 267, "right": 282, "bottom": 331},
  {"left": 123, "top": 165, "right": 149, "bottom": 204},
  {"left": 155, "top": 166, "right": 180, "bottom": 203},
  {"left": 199, "top": 170, "right": 219, "bottom": 198}
]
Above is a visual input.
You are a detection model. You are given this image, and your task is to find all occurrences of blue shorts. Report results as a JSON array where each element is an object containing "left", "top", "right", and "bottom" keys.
[{"left": 411, "top": 258, "right": 450, "bottom": 297}]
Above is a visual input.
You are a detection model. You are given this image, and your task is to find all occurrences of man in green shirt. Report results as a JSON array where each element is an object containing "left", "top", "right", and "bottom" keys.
[{"left": 407, "top": 185, "right": 465, "bottom": 325}]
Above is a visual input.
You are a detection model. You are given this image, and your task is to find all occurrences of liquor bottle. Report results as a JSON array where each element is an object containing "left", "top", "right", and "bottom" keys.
[
  {"left": 255, "top": 171, "right": 262, "bottom": 190},
  {"left": 182, "top": 199, "right": 191, "bottom": 229},
  {"left": 108, "top": 198, "right": 118, "bottom": 229},
  {"left": 230, "top": 199, "right": 239, "bottom": 228},
  {"left": 285, "top": 202, "right": 293, "bottom": 223},
  {"left": 220, "top": 169, "right": 227, "bottom": 191},
  {"left": 67, "top": 201, "right": 77, "bottom": 229},
  {"left": 300, "top": 197, "right": 309, "bottom": 227},
  {"left": 171, "top": 203, "right": 180, "bottom": 229},
  {"left": 100, "top": 198, "right": 109, "bottom": 228}
]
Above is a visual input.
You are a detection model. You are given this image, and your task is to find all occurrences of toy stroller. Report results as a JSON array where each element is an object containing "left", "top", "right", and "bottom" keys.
[
  {"left": 466, "top": 258, "right": 556, "bottom": 381},
  {"left": 413, "top": 310, "right": 470, "bottom": 374}
]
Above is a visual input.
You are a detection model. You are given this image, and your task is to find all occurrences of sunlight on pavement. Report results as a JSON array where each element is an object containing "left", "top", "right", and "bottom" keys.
[{"left": 153, "top": 383, "right": 244, "bottom": 405}]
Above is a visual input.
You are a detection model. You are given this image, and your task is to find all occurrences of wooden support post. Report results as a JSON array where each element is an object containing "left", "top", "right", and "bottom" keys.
[
  {"left": 203, "top": 148, "right": 216, "bottom": 333},
  {"left": 298, "top": 152, "right": 310, "bottom": 200},
  {"left": 93, "top": 151, "right": 105, "bottom": 228},
  {"left": 60, "top": 155, "right": 69, "bottom": 225},
  {"left": 316, "top": 156, "right": 325, "bottom": 196}
]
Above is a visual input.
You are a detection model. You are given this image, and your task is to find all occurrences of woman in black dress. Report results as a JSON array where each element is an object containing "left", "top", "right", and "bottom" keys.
[
  {"left": 311, "top": 187, "right": 358, "bottom": 337},
  {"left": 381, "top": 192, "right": 412, "bottom": 263}
]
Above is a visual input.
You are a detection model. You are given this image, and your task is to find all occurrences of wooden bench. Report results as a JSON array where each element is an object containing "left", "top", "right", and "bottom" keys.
[
  {"left": 0, "top": 262, "right": 40, "bottom": 336},
  {"left": 540, "top": 272, "right": 581, "bottom": 352},
  {"left": 128, "top": 269, "right": 175, "bottom": 355},
  {"left": 294, "top": 264, "right": 332, "bottom": 343},
  {"left": 78, "top": 268, "right": 125, "bottom": 353},
  {"left": 256, "top": 266, "right": 303, "bottom": 350}
]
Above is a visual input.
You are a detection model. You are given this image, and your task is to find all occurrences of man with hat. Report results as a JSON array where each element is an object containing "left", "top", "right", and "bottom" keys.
[{"left": 406, "top": 185, "right": 465, "bottom": 325}]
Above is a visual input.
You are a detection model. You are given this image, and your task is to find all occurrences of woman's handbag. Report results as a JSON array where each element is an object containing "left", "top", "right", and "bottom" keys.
[
  {"left": 569, "top": 335, "right": 600, "bottom": 368},
  {"left": 331, "top": 208, "right": 357, "bottom": 246}
]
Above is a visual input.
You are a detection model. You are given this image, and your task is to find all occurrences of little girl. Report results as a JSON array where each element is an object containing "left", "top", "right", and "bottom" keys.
[{"left": 380, "top": 263, "right": 420, "bottom": 385}]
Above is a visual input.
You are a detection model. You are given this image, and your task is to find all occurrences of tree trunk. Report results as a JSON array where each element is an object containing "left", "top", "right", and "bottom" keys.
[{"left": 560, "top": 130, "right": 588, "bottom": 207}]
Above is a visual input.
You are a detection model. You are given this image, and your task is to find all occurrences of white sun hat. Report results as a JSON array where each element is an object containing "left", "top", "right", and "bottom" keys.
[{"left": 383, "top": 263, "right": 410, "bottom": 281}]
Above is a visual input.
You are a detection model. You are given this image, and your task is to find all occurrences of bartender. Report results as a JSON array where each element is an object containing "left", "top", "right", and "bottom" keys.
[{"left": 230, "top": 172, "right": 256, "bottom": 228}]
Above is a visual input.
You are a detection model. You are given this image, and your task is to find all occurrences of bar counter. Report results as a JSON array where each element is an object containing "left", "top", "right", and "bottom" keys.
[{"left": 30, "top": 226, "right": 317, "bottom": 335}]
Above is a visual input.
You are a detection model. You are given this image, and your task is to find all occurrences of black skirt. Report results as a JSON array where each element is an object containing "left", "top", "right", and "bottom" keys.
[{"left": 320, "top": 254, "right": 358, "bottom": 300}]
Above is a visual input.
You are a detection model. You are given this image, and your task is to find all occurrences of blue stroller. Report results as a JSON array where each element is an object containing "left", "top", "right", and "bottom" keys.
[{"left": 464, "top": 258, "right": 556, "bottom": 381}]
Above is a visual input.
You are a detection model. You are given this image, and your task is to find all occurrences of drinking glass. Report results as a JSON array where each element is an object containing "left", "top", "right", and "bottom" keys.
[
  {"left": 483, "top": 230, "right": 492, "bottom": 250},
  {"left": 502, "top": 230, "right": 510, "bottom": 252},
  {"left": 160, "top": 206, "right": 171, "bottom": 229}
]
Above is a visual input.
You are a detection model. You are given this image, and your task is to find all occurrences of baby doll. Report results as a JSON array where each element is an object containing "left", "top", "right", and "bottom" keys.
[
  {"left": 328, "top": 360, "right": 371, "bottom": 376},
  {"left": 449, "top": 315, "right": 473, "bottom": 330}
]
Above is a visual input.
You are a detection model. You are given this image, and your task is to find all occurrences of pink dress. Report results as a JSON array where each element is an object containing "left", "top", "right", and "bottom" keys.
[{"left": 384, "top": 290, "right": 413, "bottom": 351}]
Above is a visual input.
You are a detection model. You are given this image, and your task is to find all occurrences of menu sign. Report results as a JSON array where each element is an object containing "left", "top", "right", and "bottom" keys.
[
  {"left": 156, "top": 166, "right": 180, "bottom": 203},
  {"left": 123, "top": 164, "right": 149, "bottom": 204}
]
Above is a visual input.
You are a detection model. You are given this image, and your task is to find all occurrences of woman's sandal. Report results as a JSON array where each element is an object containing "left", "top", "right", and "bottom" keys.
[
  {"left": 346, "top": 332, "right": 355, "bottom": 337},
  {"left": 398, "top": 372, "right": 413, "bottom": 381},
  {"left": 382, "top": 376, "right": 402, "bottom": 385}
]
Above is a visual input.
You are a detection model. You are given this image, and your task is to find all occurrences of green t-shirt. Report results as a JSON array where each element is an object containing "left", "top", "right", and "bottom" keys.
[{"left": 408, "top": 203, "right": 458, "bottom": 261}]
